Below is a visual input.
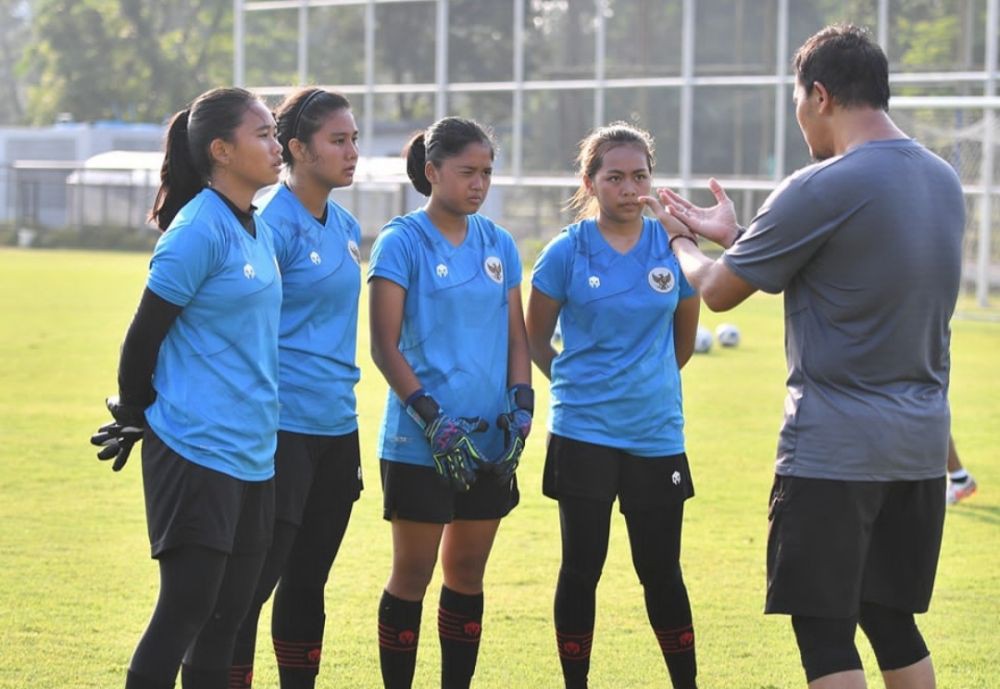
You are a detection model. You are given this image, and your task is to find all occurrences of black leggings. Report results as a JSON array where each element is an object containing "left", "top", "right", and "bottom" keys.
[
  {"left": 554, "top": 496, "right": 695, "bottom": 687},
  {"left": 128, "top": 545, "right": 267, "bottom": 685},
  {"left": 233, "top": 498, "right": 354, "bottom": 672}
]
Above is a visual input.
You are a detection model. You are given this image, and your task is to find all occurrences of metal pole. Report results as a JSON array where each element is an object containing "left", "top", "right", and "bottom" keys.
[
  {"left": 234, "top": 0, "right": 245, "bottom": 87},
  {"left": 363, "top": 0, "right": 375, "bottom": 159},
  {"left": 978, "top": 0, "right": 998, "bottom": 306},
  {"left": 512, "top": 0, "right": 525, "bottom": 180},
  {"left": 877, "top": 0, "right": 889, "bottom": 54},
  {"left": 435, "top": 0, "right": 448, "bottom": 121},
  {"left": 298, "top": 0, "right": 309, "bottom": 85},
  {"left": 594, "top": 0, "right": 606, "bottom": 128},
  {"left": 679, "top": 0, "right": 695, "bottom": 192},
  {"left": 774, "top": 0, "right": 788, "bottom": 181}
]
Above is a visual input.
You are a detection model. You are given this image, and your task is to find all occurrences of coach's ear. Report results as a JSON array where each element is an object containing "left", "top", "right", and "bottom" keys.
[{"left": 811, "top": 81, "right": 834, "bottom": 114}]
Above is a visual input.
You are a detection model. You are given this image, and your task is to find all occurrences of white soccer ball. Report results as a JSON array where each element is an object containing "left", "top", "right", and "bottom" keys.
[
  {"left": 694, "top": 326, "right": 713, "bottom": 354},
  {"left": 715, "top": 323, "right": 741, "bottom": 348}
]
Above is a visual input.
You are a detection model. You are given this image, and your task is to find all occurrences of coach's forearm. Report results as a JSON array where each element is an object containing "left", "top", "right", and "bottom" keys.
[{"left": 671, "top": 238, "right": 745, "bottom": 312}]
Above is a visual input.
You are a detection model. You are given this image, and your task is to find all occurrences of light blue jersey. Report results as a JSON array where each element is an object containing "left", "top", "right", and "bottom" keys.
[
  {"left": 532, "top": 217, "right": 696, "bottom": 456},
  {"left": 368, "top": 210, "right": 522, "bottom": 466},
  {"left": 257, "top": 184, "right": 362, "bottom": 436},
  {"left": 145, "top": 188, "right": 282, "bottom": 481}
]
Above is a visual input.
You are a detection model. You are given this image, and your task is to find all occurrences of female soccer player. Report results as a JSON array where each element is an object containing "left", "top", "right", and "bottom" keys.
[
  {"left": 229, "top": 88, "right": 364, "bottom": 689},
  {"left": 368, "top": 116, "right": 532, "bottom": 689},
  {"left": 525, "top": 122, "right": 701, "bottom": 689},
  {"left": 90, "top": 87, "right": 284, "bottom": 689}
]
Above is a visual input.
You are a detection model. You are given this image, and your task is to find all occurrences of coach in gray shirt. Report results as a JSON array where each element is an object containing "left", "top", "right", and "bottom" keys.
[{"left": 643, "top": 24, "right": 963, "bottom": 689}]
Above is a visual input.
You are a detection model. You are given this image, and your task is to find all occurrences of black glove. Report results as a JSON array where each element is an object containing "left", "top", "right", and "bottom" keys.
[
  {"left": 90, "top": 396, "right": 146, "bottom": 471},
  {"left": 405, "top": 389, "right": 488, "bottom": 492}
]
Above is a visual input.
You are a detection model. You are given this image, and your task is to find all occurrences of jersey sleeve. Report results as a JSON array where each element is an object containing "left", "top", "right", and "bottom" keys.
[
  {"left": 722, "top": 169, "right": 851, "bottom": 294},
  {"left": 147, "top": 221, "right": 220, "bottom": 307},
  {"left": 368, "top": 222, "right": 413, "bottom": 290},
  {"left": 500, "top": 229, "right": 523, "bottom": 290},
  {"left": 530, "top": 231, "right": 572, "bottom": 303}
]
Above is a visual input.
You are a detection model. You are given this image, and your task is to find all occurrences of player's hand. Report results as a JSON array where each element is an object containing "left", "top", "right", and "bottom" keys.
[
  {"left": 648, "top": 178, "right": 740, "bottom": 248},
  {"left": 405, "top": 389, "right": 486, "bottom": 492},
  {"left": 90, "top": 396, "right": 145, "bottom": 471},
  {"left": 483, "top": 385, "right": 533, "bottom": 484}
]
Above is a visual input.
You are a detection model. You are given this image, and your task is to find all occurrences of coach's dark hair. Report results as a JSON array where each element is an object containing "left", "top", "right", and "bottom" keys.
[
  {"left": 403, "top": 117, "right": 495, "bottom": 197},
  {"left": 567, "top": 121, "right": 655, "bottom": 221},
  {"left": 274, "top": 87, "right": 352, "bottom": 166},
  {"left": 794, "top": 23, "right": 890, "bottom": 110},
  {"left": 149, "top": 87, "right": 259, "bottom": 231}
]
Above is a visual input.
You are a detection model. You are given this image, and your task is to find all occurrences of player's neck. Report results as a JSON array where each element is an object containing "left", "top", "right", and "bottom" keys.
[
  {"left": 595, "top": 214, "right": 643, "bottom": 253},
  {"left": 424, "top": 200, "right": 468, "bottom": 246},
  {"left": 286, "top": 171, "right": 332, "bottom": 219}
]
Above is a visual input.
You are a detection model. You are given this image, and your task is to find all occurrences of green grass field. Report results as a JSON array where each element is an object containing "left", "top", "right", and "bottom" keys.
[{"left": 0, "top": 247, "right": 996, "bottom": 688}]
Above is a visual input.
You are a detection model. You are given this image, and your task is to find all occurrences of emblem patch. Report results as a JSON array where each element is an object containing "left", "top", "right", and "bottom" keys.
[
  {"left": 436, "top": 263, "right": 448, "bottom": 278},
  {"left": 309, "top": 250, "right": 321, "bottom": 265},
  {"left": 648, "top": 267, "right": 676, "bottom": 293},
  {"left": 243, "top": 263, "right": 255, "bottom": 279},
  {"left": 484, "top": 256, "right": 503, "bottom": 284},
  {"left": 588, "top": 275, "right": 601, "bottom": 288}
]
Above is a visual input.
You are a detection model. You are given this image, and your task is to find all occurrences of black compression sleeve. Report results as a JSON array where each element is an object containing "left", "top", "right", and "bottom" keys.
[{"left": 117, "top": 287, "right": 182, "bottom": 407}]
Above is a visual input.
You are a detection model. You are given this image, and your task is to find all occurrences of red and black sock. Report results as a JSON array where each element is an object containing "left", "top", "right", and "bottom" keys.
[
  {"left": 438, "top": 586, "right": 484, "bottom": 689},
  {"left": 227, "top": 663, "right": 254, "bottom": 689},
  {"left": 653, "top": 623, "right": 697, "bottom": 689},
  {"left": 378, "top": 590, "right": 422, "bottom": 689}
]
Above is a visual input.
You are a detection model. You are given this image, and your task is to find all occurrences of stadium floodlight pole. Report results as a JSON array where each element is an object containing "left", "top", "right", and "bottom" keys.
[
  {"left": 978, "top": 0, "right": 998, "bottom": 307},
  {"left": 234, "top": 0, "right": 245, "bottom": 87},
  {"left": 679, "top": 0, "right": 694, "bottom": 195}
]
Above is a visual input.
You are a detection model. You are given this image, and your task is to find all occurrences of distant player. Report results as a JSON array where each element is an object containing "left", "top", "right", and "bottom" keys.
[
  {"left": 368, "top": 116, "right": 533, "bottom": 689},
  {"left": 526, "top": 122, "right": 701, "bottom": 689},
  {"left": 946, "top": 435, "right": 978, "bottom": 505},
  {"left": 230, "top": 88, "right": 364, "bottom": 689},
  {"left": 91, "top": 87, "right": 284, "bottom": 689},
  {"left": 644, "top": 24, "right": 963, "bottom": 689}
]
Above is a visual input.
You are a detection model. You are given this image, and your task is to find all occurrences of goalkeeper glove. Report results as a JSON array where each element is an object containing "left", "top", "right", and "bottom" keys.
[
  {"left": 405, "top": 389, "right": 487, "bottom": 492},
  {"left": 488, "top": 385, "right": 534, "bottom": 484},
  {"left": 90, "top": 395, "right": 145, "bottom": 471}
]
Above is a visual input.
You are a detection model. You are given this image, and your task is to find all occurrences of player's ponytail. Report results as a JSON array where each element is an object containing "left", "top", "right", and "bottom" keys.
[
  {"left": 404, "top": 132, "right": 432, "bottom": 196},
  {"left": 566, "top": 121, "right": 655, "bottom": 222},
  {"left": 404, "top": 117, "right": 495, "bottom": 197},
  {"left": 149, "top": 87, "right": 259, "bottom": 231}
]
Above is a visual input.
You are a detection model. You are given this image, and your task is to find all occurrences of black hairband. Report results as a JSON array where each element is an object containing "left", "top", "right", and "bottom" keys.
[{"left": 291, "top": 89, "right": 325, "bottom": 140}]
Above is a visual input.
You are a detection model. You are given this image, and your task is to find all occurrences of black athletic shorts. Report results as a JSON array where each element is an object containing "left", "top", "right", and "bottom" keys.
[
  {"left": 142, "top": 426, "right": 275, "bottom": 558},
  {"left": 765, "top": 474, "right": 946, "bottom": 617},
  {"left": 542, "top": 433, "right": 694, "bottom": 512},
  {"left": 274, "top": 429, "right": 363, "bottom": 526},
  {"left": 380, "top": 459, "right": 519, "bottom": 524}
]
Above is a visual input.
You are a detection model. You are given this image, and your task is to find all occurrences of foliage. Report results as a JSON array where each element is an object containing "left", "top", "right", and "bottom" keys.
[
  {"left": 0, "top": 248, "right": 997, "bottom": 688},
  {"left": 20, "top": 0, "right": 233, "bottom": 124}
]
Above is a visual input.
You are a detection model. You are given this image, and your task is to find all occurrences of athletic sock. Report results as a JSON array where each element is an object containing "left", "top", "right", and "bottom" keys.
[
  {"left": 554, "top": 629, "right": 592, "bottom": 689},
  {"left": 125, "top": 669, "right": 175, "bottom": 689},
  {"left": 653, "top": 624, "right": 697, "bottom": 689},
  {"left": 378, "top": 590, "right": 422, "bottom": 689},
  {"left": 273, "top": 610, "right": 325, "bottom": 689},
  {"left": 181, "top": 664, "right": 228, "bottom": 689},
  {"left": 438, "top": 586, "right": 484, "bottom": 689},
  {"left": 949, "top": 469, "right": 970, "bottom": 482},
  {"left": 228, "top": 664, "right": 253, "bottom": 689}
]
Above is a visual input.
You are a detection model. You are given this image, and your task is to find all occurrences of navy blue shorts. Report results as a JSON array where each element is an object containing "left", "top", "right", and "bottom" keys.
[
  {"left": 543, "top": 433, "right": 694, "bottom": 512},
  {"left": 380, "top": 459, "right": 519, "bottom": 524},
  {"left": 765, "top": 474, "right": 946, "bottom": 617},
  {"left": 274, "top": 429, "right": 363, "bottom": 526},
  {"left": 141, "top": 427, "right": 274, "bottom": 558}
]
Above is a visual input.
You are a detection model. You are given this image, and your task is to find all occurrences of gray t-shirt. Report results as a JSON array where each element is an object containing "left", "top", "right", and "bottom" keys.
[{"left": 724, "top": 139, "right": 964, "bottom": 481}]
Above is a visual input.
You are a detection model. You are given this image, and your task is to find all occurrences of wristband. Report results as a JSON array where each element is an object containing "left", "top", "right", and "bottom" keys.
[
  {"left": 404, "top": 388, "right": 440, "bottom": 429},
  {"left": 509, "top": 384, "right": 534, "bottom": 416},
  {"left": 669, "top": 234, "right": 697, "bottom": 250}
]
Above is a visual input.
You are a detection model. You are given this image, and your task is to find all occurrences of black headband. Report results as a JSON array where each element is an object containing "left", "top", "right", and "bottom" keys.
[{"left": 291, "top": 89, "right": 325, "bottom": 141}]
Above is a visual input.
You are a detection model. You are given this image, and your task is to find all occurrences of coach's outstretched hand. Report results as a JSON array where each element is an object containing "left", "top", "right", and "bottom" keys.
[
  {"left": 406, "top": 389, "right": 486, "bottom": 492},
  {"left": 90, "top": 396, "right": 145, "bottom": 471},
  {"left": 652, "top": 178, "right": 740, "bottom": 248}
]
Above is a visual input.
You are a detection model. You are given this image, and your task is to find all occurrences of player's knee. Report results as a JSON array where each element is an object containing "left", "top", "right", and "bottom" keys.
[
  {"left": 858, "top": 602, "right": 929, "bottom": 671},
  {"left": 632, "top": 550, "right": 682, "bottom": 590},
  {"left": 791, "top": 615, "right": 863, "bottom": 682},
  {"left": 559, "top": 561, "right": 603, "bottom": 592}
]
